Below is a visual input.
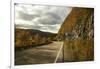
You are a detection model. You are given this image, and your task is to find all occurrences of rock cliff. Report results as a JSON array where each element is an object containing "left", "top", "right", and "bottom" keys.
[{"left": 58, "top": 7, "right": 94, "bottom": 61}]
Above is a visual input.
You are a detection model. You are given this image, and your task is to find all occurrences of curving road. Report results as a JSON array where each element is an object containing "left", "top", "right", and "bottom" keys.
[{"left": 15, "top": 41, "right": 63, "bottom": 65}]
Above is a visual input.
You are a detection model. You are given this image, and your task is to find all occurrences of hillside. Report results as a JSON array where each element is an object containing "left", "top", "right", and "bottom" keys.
[
  {"left": 57, "top": 7, "right": 94, "bottom": 61},
  {"left": 15, "top": 28, "right": 57, "bottom": 50}
]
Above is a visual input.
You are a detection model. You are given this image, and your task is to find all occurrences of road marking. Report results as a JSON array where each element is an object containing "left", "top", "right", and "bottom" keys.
[{"left": 54, "top": 42, "right": 63, "bottom": 63}]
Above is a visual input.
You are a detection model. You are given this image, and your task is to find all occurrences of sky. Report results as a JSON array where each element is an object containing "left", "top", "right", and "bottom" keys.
[{"left": 15, "top": 3, "right": 72, "bottom": 33}]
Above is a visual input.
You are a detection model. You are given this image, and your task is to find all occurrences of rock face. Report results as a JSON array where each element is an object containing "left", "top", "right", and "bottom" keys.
[
  {"left": 15, "top": 28, "right": 57, "bottom": 50},
  {"left": 58, "top": 7, "right": 94, "bottom": 61}
]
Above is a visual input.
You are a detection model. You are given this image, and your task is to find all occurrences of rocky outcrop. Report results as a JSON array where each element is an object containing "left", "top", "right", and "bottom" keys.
[{"left": 58, "top": 7, "right": 94, "bottom": 61}]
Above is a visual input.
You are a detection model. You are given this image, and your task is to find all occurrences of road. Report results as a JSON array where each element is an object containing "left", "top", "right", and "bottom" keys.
[{"left": 15, "top": 41, "right": 63, "bottom": 65}]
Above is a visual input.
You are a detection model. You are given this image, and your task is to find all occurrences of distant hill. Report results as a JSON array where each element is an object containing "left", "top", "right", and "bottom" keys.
[
  {"left": 15, "top": 28, "right": 57, "bottom": 50},
  {"left": 15, "top": 28, "right": 57, "bottom": 38}
]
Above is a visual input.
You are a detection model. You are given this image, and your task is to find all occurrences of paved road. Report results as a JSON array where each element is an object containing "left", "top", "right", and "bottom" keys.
[{"left": 15, "top": 41, "right": 63, "bottom": 65}]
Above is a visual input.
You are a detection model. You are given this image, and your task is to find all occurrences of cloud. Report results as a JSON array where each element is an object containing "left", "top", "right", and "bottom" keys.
[
  {"left": 15, "top": 4, "right": 72, "bottom": 33},
  {"left": 33, "top": 16, "right": 60, "bottom": 25},
  {"left": 18, "top": 11, "right": 38, "bottom": 20}
]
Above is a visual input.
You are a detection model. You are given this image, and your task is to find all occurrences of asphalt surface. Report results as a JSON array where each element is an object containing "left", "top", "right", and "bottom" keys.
[{"left": 15, "top": 41, "right": 63, "bottom": 65}]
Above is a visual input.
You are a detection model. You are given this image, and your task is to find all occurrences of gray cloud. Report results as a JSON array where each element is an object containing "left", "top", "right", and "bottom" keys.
[
  {"left": 15, "top": 4, "right": 72, "bottom": 33},
  {"left": 36, "top": 16, "right": 60, "bottom": 25},
  {"left": 18, "top": 11, "right": 40, "bottom": 21},
  {"left": 45, "top": 12, "right": 61, "bottom": 20}
]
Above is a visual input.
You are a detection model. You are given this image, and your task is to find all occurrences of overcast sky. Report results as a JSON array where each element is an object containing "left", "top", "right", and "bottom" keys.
[{"left": 15, "top": 4, "right": 72, "bottom": 33}]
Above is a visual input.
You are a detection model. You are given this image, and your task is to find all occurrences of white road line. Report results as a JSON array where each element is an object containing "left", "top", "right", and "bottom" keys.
[{"left": 54, "top": 42, "right": 63, "bottom": 63}]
